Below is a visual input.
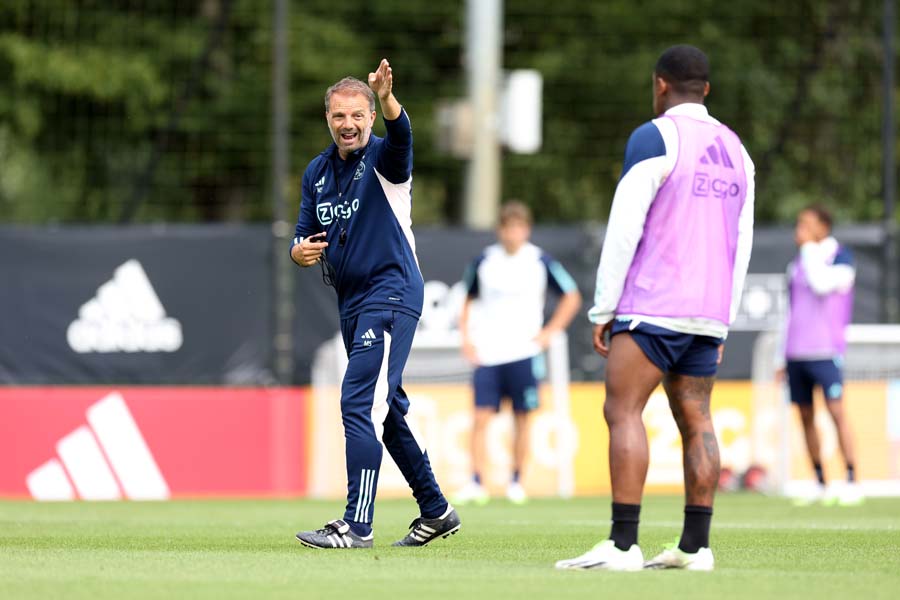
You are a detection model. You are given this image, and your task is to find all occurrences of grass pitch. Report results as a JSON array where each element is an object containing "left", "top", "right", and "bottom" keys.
[{"left": 1, "top": 495, "right": 898, "bottom": 599}]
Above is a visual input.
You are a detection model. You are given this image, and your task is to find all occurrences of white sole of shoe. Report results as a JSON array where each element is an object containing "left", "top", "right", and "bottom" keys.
[
  {"left": 561, "top": 564, "right": 643, "bottom": 572},
  {"left": 556, "top": 560, "right": 643, "bottom": 571},
  {"left": 296, "top": 535, "right": 370, "bottom": 550}
]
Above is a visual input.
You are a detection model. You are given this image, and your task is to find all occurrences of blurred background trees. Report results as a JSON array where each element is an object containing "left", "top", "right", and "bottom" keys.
[{"left": 0, "top": 0, "right": 893, "bottom": 224}]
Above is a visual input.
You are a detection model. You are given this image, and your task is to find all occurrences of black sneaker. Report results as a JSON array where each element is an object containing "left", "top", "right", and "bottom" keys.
[
  {"left": 392, "top": 505, "right": 461, "bottom": 546},
  {"left": 296, "top": 519, "right": 373, "bottom": 549}
]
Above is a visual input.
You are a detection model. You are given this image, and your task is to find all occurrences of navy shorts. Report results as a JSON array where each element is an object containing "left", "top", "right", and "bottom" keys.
[
  {"left": 786, "top": 359, "right": 844, "bottom": 406},
  {"left": 473, "top": 356, "right": 544, "bottom": 413},
  {"left": 611, "top": 319, "right": 723, "bottom": 377}
]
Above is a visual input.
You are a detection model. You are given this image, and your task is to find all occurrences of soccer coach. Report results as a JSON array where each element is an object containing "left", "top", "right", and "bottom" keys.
[{"left": 291, "top": 60, "right": 459, "bottom": 549}]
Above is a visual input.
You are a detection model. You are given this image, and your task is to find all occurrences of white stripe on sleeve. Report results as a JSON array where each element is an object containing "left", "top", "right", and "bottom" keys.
[{"left": 375, "top": 169, "right": 421, "bottom": 271}]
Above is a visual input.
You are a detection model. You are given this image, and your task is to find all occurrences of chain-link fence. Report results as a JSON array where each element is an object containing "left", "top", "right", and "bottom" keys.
[{"left": 0, "top": 0, "right": 894, "bottom": 225}]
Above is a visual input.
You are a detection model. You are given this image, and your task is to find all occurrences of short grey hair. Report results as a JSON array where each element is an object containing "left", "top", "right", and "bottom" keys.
[{"left": 324, "top": 77, "right": 376, "bottom": 113}]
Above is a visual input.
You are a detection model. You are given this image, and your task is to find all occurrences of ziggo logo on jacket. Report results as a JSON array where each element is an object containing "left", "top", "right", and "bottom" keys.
[{"left": 316, "top": 198, "right": 360, "bottom": 225}]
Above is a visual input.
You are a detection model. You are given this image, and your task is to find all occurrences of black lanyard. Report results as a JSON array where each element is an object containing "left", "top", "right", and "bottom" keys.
[
  {"left": 330, "top": 147, "right": 365, "bottom": 210},
  {"left": 319, "top": 146, "right": 362, "bottom": 290}
]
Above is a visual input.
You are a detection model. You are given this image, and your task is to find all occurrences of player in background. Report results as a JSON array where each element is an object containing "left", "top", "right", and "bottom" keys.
[
  {"left": 453, "top": 202, "right": 582, "bottom": 506},
  {"left": 776, "top": 205, "right": 862, "bottom": 506},
  {"left": 291, "top": 60, "right": 459, "bottom": 549},
  {"left": 556, "top": 45, "right": 755, "bottom": 571}
]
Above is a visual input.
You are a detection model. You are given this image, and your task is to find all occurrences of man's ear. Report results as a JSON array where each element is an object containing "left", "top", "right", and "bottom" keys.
[
  {"left": 654, "top": 76, "right": 669, "bottom": 95},
  {"left": 703, "top": 81, "right": 710, "bottom": 98}
]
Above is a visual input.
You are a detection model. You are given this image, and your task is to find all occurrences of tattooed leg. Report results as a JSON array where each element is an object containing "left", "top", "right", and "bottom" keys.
[{"left": 663, "top": 373, "right": 720, "bottom": 507}]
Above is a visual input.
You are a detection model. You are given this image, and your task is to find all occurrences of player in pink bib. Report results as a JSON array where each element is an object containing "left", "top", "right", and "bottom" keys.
[{"left": 556, "top": 45, "right": 755, "bottom": 572}]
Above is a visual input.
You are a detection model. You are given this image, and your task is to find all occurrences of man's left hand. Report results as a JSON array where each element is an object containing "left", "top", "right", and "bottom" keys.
[{"left": 368, "top": 59, "right": 392, "bottom": 100}]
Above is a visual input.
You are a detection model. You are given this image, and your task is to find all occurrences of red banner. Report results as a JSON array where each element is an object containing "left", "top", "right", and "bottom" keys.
[{"left": 1, "top": 387, "right": 307, "bottom": 499}]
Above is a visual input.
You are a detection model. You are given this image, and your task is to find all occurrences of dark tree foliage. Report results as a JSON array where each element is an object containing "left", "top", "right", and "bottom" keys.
[{"left": 0, "top": 0, "right": 894, "bottom": 224}]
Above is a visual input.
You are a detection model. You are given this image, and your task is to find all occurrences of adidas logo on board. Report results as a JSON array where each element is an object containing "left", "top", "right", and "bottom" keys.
[
  {"left": 66, "top": 260, "right": 182, "bottom": 353},
  {"left": 26, "top": 392, "right": 170, "bottom": 501}
]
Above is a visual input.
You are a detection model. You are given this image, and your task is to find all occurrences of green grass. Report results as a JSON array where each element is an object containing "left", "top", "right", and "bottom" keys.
[{"left": 1, "top": 495, "right": 898, "bottom": 599}]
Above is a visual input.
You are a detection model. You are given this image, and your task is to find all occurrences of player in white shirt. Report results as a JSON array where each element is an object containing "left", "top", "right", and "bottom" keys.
[{"left": 454, "top": 202, "right": 582, "bottom": 505}]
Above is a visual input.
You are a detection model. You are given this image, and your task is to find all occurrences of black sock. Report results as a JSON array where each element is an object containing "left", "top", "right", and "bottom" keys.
[
  {"left": 678, "top": 505, "right": 713, "bottom": 554},
  {"left": 609, "top": 503, "right": 640, "bottom": 551},
  {"left": 813, "top": 462, "right": 826, "bottom": 485},
  {"left": 847, "top": 464, "right": 855, "bottom": 483},
  {"left": 512, "top": 470, "right": 520, "bottom": 484}
]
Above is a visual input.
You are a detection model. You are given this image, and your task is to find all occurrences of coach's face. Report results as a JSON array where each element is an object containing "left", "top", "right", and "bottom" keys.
[{"left": 327, "top": 92, "right": 376, "bottom": 159}]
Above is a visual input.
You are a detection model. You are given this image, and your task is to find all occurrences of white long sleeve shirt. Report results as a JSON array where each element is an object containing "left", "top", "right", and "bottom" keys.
[
  {"left": 796, "top": 236, "right": 855, "bottom": 295},
  {"left": 588, "top": 103, "right": 756, "bottom": 339}
]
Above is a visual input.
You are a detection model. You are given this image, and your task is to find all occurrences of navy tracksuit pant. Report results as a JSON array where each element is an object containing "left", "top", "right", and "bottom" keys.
[{"left": 339, "top": 309, "right": 448, "bottom": 532}]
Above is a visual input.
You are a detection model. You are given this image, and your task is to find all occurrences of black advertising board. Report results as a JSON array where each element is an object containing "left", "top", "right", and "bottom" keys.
[{"left": 0, "top": 225, "right": 274, "bottom": 384}]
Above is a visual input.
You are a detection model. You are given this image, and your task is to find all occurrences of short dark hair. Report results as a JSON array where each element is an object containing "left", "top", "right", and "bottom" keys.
[
  {"left": 655, "top": 45, "right": 709, "bottom": 96},
  {"left": 802, "top": 204, "right": 833, "bottom": 231}
]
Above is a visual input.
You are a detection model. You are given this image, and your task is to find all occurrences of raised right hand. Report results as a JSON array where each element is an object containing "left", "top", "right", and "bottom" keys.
[{"left": 368, "top": 58, "right": 393, "bottom": 100}]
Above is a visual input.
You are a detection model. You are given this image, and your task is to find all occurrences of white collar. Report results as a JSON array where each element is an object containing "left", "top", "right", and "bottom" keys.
[{"left": 663, "top": 103, "right": 719, "bottom": 124}]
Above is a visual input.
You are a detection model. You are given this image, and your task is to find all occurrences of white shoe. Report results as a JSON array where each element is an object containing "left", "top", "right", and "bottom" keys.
[
  {"left": 792, "top": 483, "right": 826, "bottom": 507},
  {"left": 644, "top": 546, "right": 715, "bottom": 571},
  {"left": 452, "top": 481, "right": 489, "bottom": 506},
  {"left": 837, "top": 482, "right": 865, "bottom": 506},
  {"left": 506, "top": 482, "right": 528, "bottom": 505},
  {"left": 822, "top": 483, "right": 842, "bottom": 506},
  {"left": 555, "top": 540, "right": 644, "bottom": 571}
]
